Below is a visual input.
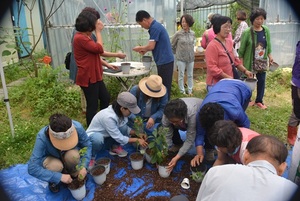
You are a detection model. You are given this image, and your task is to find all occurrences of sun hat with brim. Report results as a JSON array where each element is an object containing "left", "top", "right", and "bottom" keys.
[
  {"left": 138, "top": 75, "right": 166, "bottom": 98},
  {"left": 49, "top": 124, "right": 78, "bottom": 151},
  {"left": 117, "top": 92, "right": 141, "bottom": 114}
]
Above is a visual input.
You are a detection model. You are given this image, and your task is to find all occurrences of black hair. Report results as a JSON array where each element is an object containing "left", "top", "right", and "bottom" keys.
[
  {"left": 249, "top": 8, "right": 267, "bottom": 25},
  {"left": 210, "top": 13, "right": 221, "bottom": 26},
  {"left": 208, "top": 120, "right": 242, "bottom": 150},
  {"left": 213, "top": 15, "right": 232, "bottom": 34},
  {"left": 136, "top": 10, "right": 150, "bottom": 22},
  {"left": 82, "top": 7, "right": 100, "bottom": 19},
  {"left": 180, "top": 14, "right": 194, "bottom": 27},
  {"left": 49, "top": 113, "right": 72, "bottom": 132},
  {"left": 163, "top": 98, "right": 187, "bottom": 120},
  {"left": 199, "top": 102, "right": 224, "bottom": 130},
  {"left": 236, "top": 10, "right": 247, "bottom": 21},
  {"left": 75, "top": 11, "right": 97, "bottom": 32},
  {"left": 246, "top": 135, "right": 288, "bottom": 165},
  {"left": 112, "top": 100, "right": 124, "bottom": 120}
]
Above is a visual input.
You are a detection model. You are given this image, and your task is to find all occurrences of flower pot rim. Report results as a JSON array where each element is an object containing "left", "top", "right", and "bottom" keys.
[
  {"left": 90, "top": 164, "right": 106, "bottom": 176},
  {"left": 96, "top": 157, "right": 111, "bottom": 164},
  {"left": 129, "top": 152, "right": 144, "bottom": 161}
]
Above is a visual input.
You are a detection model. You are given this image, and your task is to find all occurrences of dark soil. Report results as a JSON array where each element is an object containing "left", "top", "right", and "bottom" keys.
[
  {"left": 190, "top": 163, "right": 207, "bottom": 173},
  {"left": 92, "top": 153, "right": 202, "bottom": 201},
  {"left": 67, "top": 177, "right": 85, "bottom": 190},
  {"left": 129, "top": 152, "right": 144, "bottom": 161},
  {"left": 96, "top": 158, "right": 111, "bottom": 166},
  {"left": 91, "top": 165, "right": 105, "bottom": 176}
]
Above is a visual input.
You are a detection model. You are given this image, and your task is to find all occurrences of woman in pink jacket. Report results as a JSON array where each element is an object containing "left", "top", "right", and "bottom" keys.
[{"left": 205, "top": 15, "right": 252, "bottom": 91}]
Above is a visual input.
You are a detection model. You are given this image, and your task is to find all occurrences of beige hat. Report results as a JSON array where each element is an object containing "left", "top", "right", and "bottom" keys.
[
  {"left": 117, "top": 92, "right": 141, "bottom": 114},
  {"left": 138, "top": 75, "right": 167, "bottom": 98},
  {"left": 49, "top": 124, "right": 78, "bottom": 151}
]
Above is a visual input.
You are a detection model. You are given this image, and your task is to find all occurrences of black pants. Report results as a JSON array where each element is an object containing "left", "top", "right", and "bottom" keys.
[
  {"left": 292, "top": 85, "right": 300, "bottom": 119},
  {"left": 81, "top": 81, "right": 110, "bottom": 126},
  {"left": 157, "top": 61, "right": 174, "bottom": 100}
]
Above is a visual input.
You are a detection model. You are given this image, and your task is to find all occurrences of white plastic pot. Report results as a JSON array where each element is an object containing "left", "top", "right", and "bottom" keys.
[
  {"left": 69, "top": 183, "right": 86, "bottom": 201},
  {"left": 96, "top": 157, "right": 111, "bottom": 174},
  {"left": 121, "top": 62, "right": 130, "bottom": 74},
  {"left": 129, "top": 152, "right": 144, "bottom": 170},
  {"left": 158, "top": 165, "right": 171, "bottom": 178},
  {"left": 91, "top": 165, "right": 106, "bottom": 185},
  {"left": 244, "top": 78, "right": 257, "bottom": 91}
]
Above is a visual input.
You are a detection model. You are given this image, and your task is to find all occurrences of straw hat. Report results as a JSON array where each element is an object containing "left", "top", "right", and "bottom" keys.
[
  {"left": 49, "top": 124, "right": 78, "bottom": 151},
  {"left": 138, "top": 75, "right": 166, "bottom": 98}
]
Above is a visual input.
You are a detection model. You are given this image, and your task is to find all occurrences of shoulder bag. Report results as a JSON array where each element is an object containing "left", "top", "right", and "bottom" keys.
[
  {"left": 251, "top": 27, "right": 268, "bottom": 72},
  {"left": 215, "top": 38, "right": 240, "bottom": 79}
]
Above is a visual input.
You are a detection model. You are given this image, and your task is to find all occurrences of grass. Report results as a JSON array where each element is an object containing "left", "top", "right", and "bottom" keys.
[{"left": 0, "top": 65, "right": 292, "bottom": 170}]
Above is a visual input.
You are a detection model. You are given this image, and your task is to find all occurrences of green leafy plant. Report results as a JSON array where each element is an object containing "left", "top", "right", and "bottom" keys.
[
  {"left": 75, "top": 147, "right": 88, "bottom": 181},
  {"left": 190, "top": 170, "right": 205, "bottom": 181},
  {"left": 133, "top": 116, "right": 144, "bottom": 135},
  {"left": 148, "top": 127, "right": 169, "bottom": 165},
  {"left": 190, "top": 20, "right": 206, "bottom": 38},
  {"left": 133, "top": 116, "right": 146, "bottom": 153}
]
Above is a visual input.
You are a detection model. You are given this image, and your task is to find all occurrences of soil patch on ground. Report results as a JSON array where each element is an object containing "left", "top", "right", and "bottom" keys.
[{"left": 93, "top": 149, "right": 202, "bottom": 201}]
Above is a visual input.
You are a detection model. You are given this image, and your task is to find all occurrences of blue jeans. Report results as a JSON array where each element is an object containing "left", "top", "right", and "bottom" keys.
[
  {"left": 255, "top": 72, "right": 266, "bottom": 103},
  {"left": 89, "top": 125, "right": 128, "bottom": 157},
  {"left": 177, "top": 60, "right": 194, "bottom": 94}
]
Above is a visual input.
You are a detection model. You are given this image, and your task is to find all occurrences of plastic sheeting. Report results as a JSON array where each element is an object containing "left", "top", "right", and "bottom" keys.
[
  {"left": 0, "top": 131, "right": 193, "bottom": 201},
  {"left": 42, "top": 0, "right": 177, "bottom": 68},
  {"left": 0, "top": 132, "right": 293, "bottom": 201},
  {"left": 177, "top": 0, "right": 259, "bottom": 11}
]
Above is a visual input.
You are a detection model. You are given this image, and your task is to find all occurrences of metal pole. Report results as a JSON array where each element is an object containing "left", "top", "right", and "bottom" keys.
[
  {"left": 181, "top": 0, "right": 184, "bottom": 16},
  {"left": 0, "top": 56, "right": 15, "bottom": 137}
]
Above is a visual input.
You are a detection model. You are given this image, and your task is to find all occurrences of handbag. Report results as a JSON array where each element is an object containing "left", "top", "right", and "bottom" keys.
[
  {"left": 251, "top": 27, "right": 268, "bottom": 72},
  {"left": 215, "top": 38, "right": 240, "bottom": 79},
  {"left": 64, "top": 52, "right": 71, "bottom": 70}
]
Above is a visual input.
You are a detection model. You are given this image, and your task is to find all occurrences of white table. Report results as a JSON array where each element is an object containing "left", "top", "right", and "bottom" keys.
[{"left": 103, "top": 62, "right": 151, "bottom": 91}]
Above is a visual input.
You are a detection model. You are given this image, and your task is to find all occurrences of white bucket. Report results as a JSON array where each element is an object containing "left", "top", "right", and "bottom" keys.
[
  {"left": 158, "top": 165, "right": 171, "bottom": 178},
  {"left": 121, "top": 62, "right": 130, "bottom": 74},
  {"left": 142, "top": 56, "right": 152, "bottom": 70},
  {"left": 91, "top": 165, "right": 106, "bottom": 185},
  {"left": 96, "top": 157, "right": 111, "bottom": 174},
  {"left": 69, "top": 184, "right": 86, "bottom": 200},
  {"left": 244, "top": 78, "right": 257, "bottom": 91},
  {"left": 129, "top": 152, "right": 144, "bottom": 170}
]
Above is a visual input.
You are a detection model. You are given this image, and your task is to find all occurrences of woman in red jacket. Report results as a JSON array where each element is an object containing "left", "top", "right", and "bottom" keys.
[{"left": 73, "top": 11, "right": 109, "bottom": 126}]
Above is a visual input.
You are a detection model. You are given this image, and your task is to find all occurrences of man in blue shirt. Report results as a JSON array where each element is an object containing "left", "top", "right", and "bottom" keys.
[
  {"left": 191, "top": 79, "right": 252, "bottom": 166},
  {"left": 133, "top": 10, "right": 174, "bottom": 100}
]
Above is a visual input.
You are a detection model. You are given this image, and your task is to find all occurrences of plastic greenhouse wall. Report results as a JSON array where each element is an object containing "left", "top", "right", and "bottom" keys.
[
  {"left": 41, "top": 0, "right": 177, "bottom": 68},
  {"left": 41, "top": 0, "right": 299, "bottom": 68},
  {"left": 260, "top": 0, "right": 300, "bottom": 67}
]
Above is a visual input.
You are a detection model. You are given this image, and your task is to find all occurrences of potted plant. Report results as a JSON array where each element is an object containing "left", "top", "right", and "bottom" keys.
[
  {"left": 132, "top": 116, "right": 148, "bottom": 155},
  {"left": 129, "top": 116, "right": 147, "bottom": 170},
  {"left": 190, "top": 163, "right": 207, "bottom": 183},
  {"left": 148, "top": 127, "right": 171, "bottom": 178},
  {"left": 144, "top": 147, "right": 154, "bottom": 164},
  {"left": 67, "top": 147, "right": 87, "bottom": 200},
  {"left": 129, "top": 151, "right": 144, "bottom": 170},
  {"left": 96, "top": 157, "right": 111, "bottom": 174},
  {"left": 90, "top": 165, "right": 106, "bottom": 185}
]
